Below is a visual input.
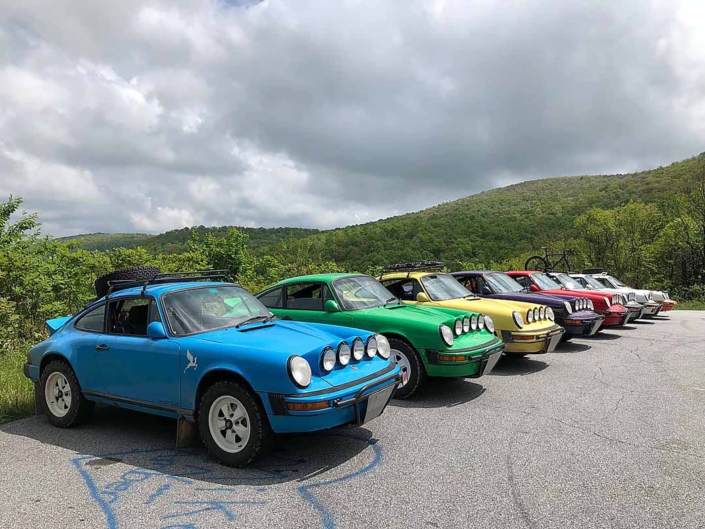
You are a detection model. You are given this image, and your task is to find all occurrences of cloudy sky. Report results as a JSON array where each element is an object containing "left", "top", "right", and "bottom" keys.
[{"left": 1, "top": 0, "right": 705, "bottom": 236}]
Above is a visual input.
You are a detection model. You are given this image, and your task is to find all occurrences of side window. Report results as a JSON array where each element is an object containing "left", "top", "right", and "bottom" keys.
[
  {"left": 149, "top": 302, "right": 163, "bottom": 324},
  {"left": 596, "top": 278, "right": 610, "bottom": 288},
  {"left": 514, "top": 276, "right": 530, "bottom": 289},
  {"left": 459, "top": 277, "right": 478, "bottom": 293},
  {"left": 259, "top": 287, "right": 284, "bottom": 309},
  {"left": 286, "top": 283, "right": 331, "bottom": 311},
  {"left": 75, "top": 304, "right": 106, "bottom": 333},
  {"left": 381, "top": 279, "right": 418, "bottom": 301},
  {"left": 108, "top": 298, "right": 152, "bottom": 337}
]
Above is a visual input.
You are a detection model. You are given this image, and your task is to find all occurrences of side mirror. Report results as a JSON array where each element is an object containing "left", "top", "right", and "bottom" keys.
[
  {"left": 481, "top": 286, "right": 492, "bottom": 295},
  {"left": 529, "top": 284, "right": 539, "bottom": 292},
  {"left": 324, "top": 300, "right": 341, "bottom": 313},
  {"left": 416, "top": 292, "right": 430, "bottom": 303},
  {"left": 147, "top": 321, "right": 167, "bottom": 340}
]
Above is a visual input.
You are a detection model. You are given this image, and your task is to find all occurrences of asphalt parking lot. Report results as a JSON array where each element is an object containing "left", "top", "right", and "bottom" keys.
[{"left": 1, "top": 311, "right": 703, "bottom": 529}]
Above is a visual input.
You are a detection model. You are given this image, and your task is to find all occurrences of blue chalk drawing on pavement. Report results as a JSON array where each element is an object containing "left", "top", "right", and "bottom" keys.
[{"left": 72, "top": 434, "right": 383, "bottom": 529}]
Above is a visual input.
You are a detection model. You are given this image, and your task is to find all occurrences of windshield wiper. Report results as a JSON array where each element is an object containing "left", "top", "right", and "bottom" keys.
[
  {"left": 383, "top": 297, "right": 400, "bottom": 307},
  {"left": 235, "top": 315, "right": 269, "bottom": 328}
]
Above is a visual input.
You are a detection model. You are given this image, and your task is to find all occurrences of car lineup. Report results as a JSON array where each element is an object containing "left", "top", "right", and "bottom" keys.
[{"left": 24, "top": 264, "right": 675, "bottom": 466}]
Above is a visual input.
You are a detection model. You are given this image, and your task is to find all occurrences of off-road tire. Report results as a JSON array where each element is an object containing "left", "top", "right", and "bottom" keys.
[
  {"left": 198, "top": 381, "right": 272, "bottom": 467},
  {"left": 94, "top": 266, "right": 162, "bottom": 298},
  {"left": 388, "top": 338, "right": 425, "bottom": 399},
  {"left": 40, "top": 360, "right": 94, "bottom": 427}
]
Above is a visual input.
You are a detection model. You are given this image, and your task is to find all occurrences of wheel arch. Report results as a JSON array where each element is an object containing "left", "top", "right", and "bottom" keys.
[
  {"left": 194, "top": 368, "right": 265, "bottom": 418},
  {"left": 39, "top": 352, "right": 72, "bottom": 376}
]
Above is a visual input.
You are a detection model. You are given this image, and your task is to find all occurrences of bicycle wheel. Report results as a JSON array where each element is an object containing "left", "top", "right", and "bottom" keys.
[{"left": 525, "top": 256, "right": 549, "bottom": 271}]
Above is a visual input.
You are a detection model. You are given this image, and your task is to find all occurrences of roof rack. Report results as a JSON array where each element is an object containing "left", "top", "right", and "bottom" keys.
[
  {"left": 105, "top": 270, "right": 233, "bottom": 299},
  {"left": 582, "top": 268, "right": 609, "bottom": 275},
  {"left": 382, "top": 261, "right": 445, "bottom": 273}
]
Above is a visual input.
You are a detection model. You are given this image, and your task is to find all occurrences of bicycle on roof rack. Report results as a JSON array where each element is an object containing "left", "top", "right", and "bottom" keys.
[{"left": 524, "top": 248, "right": 574, "bottom": 273}]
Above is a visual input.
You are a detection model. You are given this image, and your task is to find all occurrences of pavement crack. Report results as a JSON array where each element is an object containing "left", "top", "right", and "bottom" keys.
[{"left": 506, "top": 434, "right": 535, "bottom": 529}]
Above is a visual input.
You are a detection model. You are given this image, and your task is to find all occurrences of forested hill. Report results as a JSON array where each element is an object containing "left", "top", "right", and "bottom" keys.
[
  {"left": 59, "top": 154, "right": 702, "bottom": 271},
  {"left": 255, "top": 155, "right": 702, "bottom": 270},
  {"left": 58, "top": 226, "right": 321, "bottom": 253}
]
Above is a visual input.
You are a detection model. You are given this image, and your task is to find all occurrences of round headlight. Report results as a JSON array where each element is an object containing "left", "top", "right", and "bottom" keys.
[
  {"left": 288, "top": 356, "right": 312, "bottom": 388},
  {"left": 351, "top": 339, "right": 364, "bottom": 360},
  {"left": 338, "top": 342, "right": 352, "bottom": 365},
  {"left": 539, "top": 306, "right": 545, "bottom": 320},
  {"left": 375, "top": 334, "right": 390, "bottom": 359},
  {"left": 603, "top": 296, "right": 611, "bottom": 307},
  {"left": 454, "top": 319, "right": 463, "bottom": 336},
  {"left": 579, "top": 299, "right": 585, "bottom": 310},
  {"left": 629, "top": 292, "right": 636, "bottom": 302},
  {"left": 440, "top": 325, "right": 454, "bottom": 346},
  {"left": 546, "top": 307, "right": 554, "bottom": 321},
  {"left": 321, "top": 347, "right": 336, "bottom": 372},
  {"left": 526, "top": 309, "right": 534, "bottom": 323},
  {"left": 512, "top": 311, "right": 524, "bottom": 328},
  {"left": 612, "top": 295, "right": 618, "bottom": 305},
  {"left": 483, "top": 315, "right": 494, "bottom": 333},
  {"left": 470, "top": 314, "right": 478, "bottom": 330},
  {"left": 588, "top": 299, "right": 594, "bottom": 310},
  {"left": 563, "top": 301, "right": 573, "bottom": 314},
  {"left": 533, "top": 307, "right": 539, "bottom": 321},
  {"left": 462, "top": 316, "right": 470, "bottom": 333},
  {"left": 367, "top": 334, "right": 376, "bottom": 358},
  {"left": 477, "top": 314, "right": 485, "bottom": 330}
]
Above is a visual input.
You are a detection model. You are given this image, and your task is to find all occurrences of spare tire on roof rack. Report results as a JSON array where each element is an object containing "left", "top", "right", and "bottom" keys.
[{"left": 94, "top": 266, "right": 162, "bottom": 298}]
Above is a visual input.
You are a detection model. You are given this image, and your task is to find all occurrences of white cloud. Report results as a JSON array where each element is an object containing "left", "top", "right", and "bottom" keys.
[{"left": 1, "top": 0, "right": 705, "bottom": 237}]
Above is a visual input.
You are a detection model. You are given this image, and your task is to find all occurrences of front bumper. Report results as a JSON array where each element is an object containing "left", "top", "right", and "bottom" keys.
[
  {"left": 661, "top": 301, "right": 677, "bottom": 312},
  {"left": 501, "top": 325, "right": 565, "bottom": 354},
  {"left": 263, "top": 366, "right": 400, "bottom": 434},
  {"left": 641, "top": 303, "right": 661, "bottom": 316},
  {"left": 424, "top": 338, "right": 505, "bottom": 378},
  {"left": 623, "top": 304, "right": 643, "bottom": 323},
  {"left": 560, "top": 312, "right": 604, "bottom": 336},
  {"left": 599, "top": 309, "right": 628, "bottom": 327}
]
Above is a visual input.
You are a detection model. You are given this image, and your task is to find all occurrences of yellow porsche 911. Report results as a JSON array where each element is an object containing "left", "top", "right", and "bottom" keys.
[{"left": 379, "top": 263, "right": 564, "bottom": 356}]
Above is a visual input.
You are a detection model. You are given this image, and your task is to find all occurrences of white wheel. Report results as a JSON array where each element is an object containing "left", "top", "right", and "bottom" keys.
[
  {"left": 391, "top": 348, "right": 411, "bottom": 389},
  {"left": 208, "top": 395, "right": 251, "bottom": 454},
  {"left": 45, "top": 372, "right": 72, "bottom": 418}
]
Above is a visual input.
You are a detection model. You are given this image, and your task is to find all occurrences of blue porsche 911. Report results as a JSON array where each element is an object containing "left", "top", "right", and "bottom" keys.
[{"left": 24, "top": 269, "right": 400, "bottom": 466}]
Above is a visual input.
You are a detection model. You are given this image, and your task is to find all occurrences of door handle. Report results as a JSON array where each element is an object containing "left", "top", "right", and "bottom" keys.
[{"left": 95, "top": 344, "right": 110, "bottom": 351}]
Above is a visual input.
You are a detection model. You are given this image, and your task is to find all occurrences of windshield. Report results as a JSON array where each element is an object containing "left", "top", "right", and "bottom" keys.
[
  {"left": 582, "top": 275, "right": 607, "bottom": 290},
  {"left": 485, "top": 273, "right": 525, "bottom": 293},
  {"left": 607, "top": 275, "right": 627, "bottom": 288},
  {"left": 332, "top": 276, "right": 398, "bottom": 310},
  {"left": 532, "top": 273, "right": 562, "bottom": 290},
  {"left": 552, "top": 273, "right": 585, "bottom": 290},
  {"left": 421, "top": 274, "right": 475, "bottom": 301},
  {"left": 163, "top": 285, "right": 271, "bottom": 336}
]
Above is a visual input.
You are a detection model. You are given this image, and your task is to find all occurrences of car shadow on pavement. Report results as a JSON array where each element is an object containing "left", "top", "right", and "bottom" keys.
[
  {"left": 614, "top": 325, "right": 638, "bottom": 331},
  {"left": 632, "top": 320, "right": 655, "bottom": 325},
  {"left": 488, "top": 355, "right": 548, "bottom": 376},
  {"left": 0, "top": 405, "right": 377, "bottom": 488},
  {"left": 389, "top": 378, "right": 485, "bottom": 409},
  {"left": 585, "top": 331, "right": 621, "bottom": 341},
  {"left": 553, "top": 341, "right": 591, "bottom": 353}
]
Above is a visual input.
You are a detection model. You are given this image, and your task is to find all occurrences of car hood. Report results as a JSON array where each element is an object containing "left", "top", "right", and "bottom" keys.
[
  {"left": 355, "top": 303, "right": 461, "bottom": 326},
  {"left": 484, "top": 292, "right": 577, "bottom": 309},
  {"left": 194, "top": 319, "right": 363, "bottom": 357}
]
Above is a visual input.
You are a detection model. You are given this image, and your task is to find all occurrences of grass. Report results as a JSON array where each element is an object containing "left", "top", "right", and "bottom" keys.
[
  {"left": 0, "top": 347, "right": 35, "bottom": 424},
  {"left": 674, "top": 301, "right": 705, "bottom": 310}
]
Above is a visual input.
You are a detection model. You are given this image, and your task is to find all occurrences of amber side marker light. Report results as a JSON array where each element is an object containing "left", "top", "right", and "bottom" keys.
[
  {"left": 513, "top": 335, "right": 538, "bottom": 341},
  {"left": 564, "top": 319, "right": 582, "bottom": 325},
  {"left": 286, "top": 401, "right": 330, "bottom": 411},
  {"left": 439, "top": 355, "right": 467, "bottom": 362}
]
